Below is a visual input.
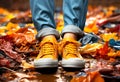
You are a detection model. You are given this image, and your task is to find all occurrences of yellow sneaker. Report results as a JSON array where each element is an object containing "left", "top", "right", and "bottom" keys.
[
  {"left": 34, "top": 36, "right": 58, "bottom": 68},
  {"left": 59, "top": 38, "right": 85, "bottom": 68}
]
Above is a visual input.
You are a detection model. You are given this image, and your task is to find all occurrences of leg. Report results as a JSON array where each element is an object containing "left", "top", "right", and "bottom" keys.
[
  {"left": 30, "top": 0, "right": 59, "bottom": 68},
  {"left": 60, "top": 0, "right": 88, "bottom": 68},
  {"left": 30, "top": 0, "right": 59, "bottom": 40},
  {"left": 62, "top": 0, "right": 88, "bottom": 39}
]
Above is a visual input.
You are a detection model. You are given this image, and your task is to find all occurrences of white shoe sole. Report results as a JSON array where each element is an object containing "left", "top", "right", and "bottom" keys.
[
  {"left": 34, "top": 58, "right": 58, "bottom": 68},
  {"left": 61, "top": 58, "right": 85, "bottom": 68}
]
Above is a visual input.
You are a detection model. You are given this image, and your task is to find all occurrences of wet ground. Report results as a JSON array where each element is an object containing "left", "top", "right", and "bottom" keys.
[
  {"left": 1, "top": 60, "right": 120, "bottom": 82},
  {"left": 0, "top": 61, "right": 83, "bottom": 82}
]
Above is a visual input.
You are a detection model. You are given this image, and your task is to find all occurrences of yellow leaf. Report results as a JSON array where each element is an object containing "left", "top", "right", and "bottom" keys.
[{"left": 100, "top": 33, "right": 118, "bottom": 41}]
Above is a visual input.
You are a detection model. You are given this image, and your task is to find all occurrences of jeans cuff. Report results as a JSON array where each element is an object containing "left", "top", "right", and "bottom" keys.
[
  {"left": 36, "top": 27, "right": 60, "bottom": 40},
  {"left": 61, "top": 25, "right": 84, "bottom": 40}
]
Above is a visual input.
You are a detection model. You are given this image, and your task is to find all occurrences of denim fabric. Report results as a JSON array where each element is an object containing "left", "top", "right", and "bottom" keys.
[
  {"left": 30, "top": 0, "right": 56, "bottom": 30},
  {"left": 63, "top": 0, "right": 88, "bottom": 30},
  {"left": 36, "top": 27, "right": 60, "bottom": 40},
  {"left": 79, "top": 33, "right": 99, "bottom": 46},
  {"left": 30, "top": 0, "right": 88, "bottom": 40},
  {"left": 109, "top": 39, "right": 120, "bottom": 50},
  {"left": 61, "top": 25, "right": 84, "bottom": 39}
]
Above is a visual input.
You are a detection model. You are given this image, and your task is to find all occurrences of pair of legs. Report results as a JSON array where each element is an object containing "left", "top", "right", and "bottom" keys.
[{"left": 30, "top": 0, "right": 88, "bottom": 68}]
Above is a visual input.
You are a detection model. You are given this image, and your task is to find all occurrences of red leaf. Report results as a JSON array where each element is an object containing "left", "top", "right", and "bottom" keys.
[
  {"left": 97, "top": 42, "right": 109, "bottom": 58},
  {"left": 0, "top": 36, "right": 22, "bottom": 62}
]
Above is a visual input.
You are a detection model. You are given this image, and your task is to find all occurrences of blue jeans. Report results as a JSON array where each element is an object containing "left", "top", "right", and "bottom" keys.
[{"left": 30, "top": 0, "right": 88, "bottom": 40}]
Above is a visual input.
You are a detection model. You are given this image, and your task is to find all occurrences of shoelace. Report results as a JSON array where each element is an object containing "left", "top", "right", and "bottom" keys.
[
  {"left": 64, "top": 43, "right": 78, "bottom": 57},
  {"left": 36, "top": 42, "right": 55, "bottom": 59},
  {"left": 42, "top": 43, "right": 54, "bottom": 56}
]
